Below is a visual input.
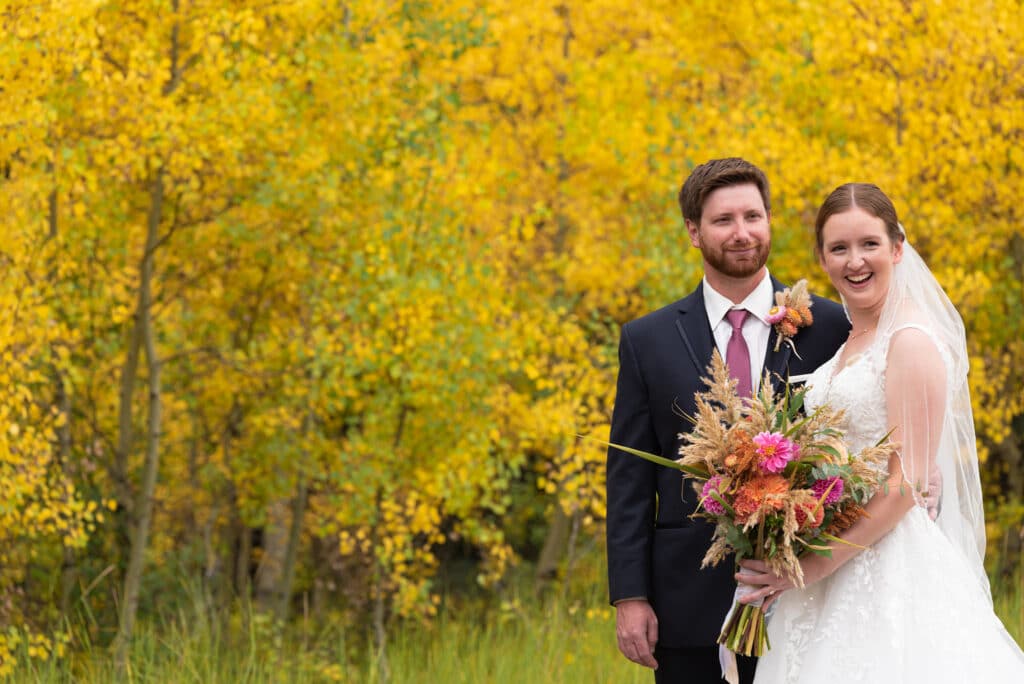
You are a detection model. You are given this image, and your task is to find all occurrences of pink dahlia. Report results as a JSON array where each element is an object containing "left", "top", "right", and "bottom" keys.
[
  {"left": 812, "top": 476, "right": 844, "bottom": 505},
  {"left": 753, "top": 431, "right": 799, "bottom": 473},
  {"left": 766, "top": 305, "right": 788, "bottom": 325},
  {"left": 701, "top": 475, "right": 727, "bottom": 515}
]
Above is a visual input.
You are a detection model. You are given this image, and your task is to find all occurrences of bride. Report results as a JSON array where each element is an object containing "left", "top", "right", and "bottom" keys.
[{"left": 736, "top": 183, "right": 1024, "bottom": 682}]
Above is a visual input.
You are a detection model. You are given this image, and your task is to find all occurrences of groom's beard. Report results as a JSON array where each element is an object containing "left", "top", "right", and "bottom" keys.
[{"left": 701, "top": 238, "right": 771, "bottom": 278}]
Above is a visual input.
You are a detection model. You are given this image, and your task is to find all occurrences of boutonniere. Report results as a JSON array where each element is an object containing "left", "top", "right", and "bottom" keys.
[{"left": 766, "top": 279, "right": 814, "bottom": 355}]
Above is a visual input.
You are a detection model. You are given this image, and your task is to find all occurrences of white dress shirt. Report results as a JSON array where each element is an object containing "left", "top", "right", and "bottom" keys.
[{"left": 702, "top": 271, "right": 775, "bottom": 393}]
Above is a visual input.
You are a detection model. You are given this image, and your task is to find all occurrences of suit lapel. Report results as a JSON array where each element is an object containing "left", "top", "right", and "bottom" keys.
[
  {"left": 674, "top": 285, "right": 715, "bottom": 376},
  {"left": 763, "top": 329, "right": 793, "bottom": 393},
  {"left": 762, "top": 277, "right": 792, "bottom": 393}
]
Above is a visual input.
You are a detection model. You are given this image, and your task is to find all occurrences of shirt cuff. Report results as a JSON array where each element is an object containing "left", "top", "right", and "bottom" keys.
[{"left": 613, "top": 596, "right": 649, "bottom": 605}]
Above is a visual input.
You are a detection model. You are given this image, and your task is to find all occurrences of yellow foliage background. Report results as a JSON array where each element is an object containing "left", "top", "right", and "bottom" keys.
[{"left": 0, "top": 0, "right": 1022, "bottom": 664}]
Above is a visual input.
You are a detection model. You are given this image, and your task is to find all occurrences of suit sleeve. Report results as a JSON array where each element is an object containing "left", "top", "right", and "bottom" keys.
[{"left": 606, "top": 324, "right": 659, "bottom": 604}]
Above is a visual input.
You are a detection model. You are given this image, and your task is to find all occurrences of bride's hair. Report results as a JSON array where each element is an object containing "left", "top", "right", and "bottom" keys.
[{"left": 814, "top": 183, "right": 904, "bottom": 253}]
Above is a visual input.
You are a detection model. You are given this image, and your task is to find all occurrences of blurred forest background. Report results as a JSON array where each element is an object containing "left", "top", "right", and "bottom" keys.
[{"left": 2, "top": 0, "right": 1022, "bottom": 681}]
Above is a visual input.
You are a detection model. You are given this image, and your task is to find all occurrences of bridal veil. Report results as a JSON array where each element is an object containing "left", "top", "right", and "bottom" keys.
[{"left": 876, "top": 225, "right": 989, "bottom": 595}]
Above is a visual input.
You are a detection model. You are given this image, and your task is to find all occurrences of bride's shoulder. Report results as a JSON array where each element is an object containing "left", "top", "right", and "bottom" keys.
[
  {"left": 882, "top": 325, "right": 947, "bottom": 382},
  {"left": 886, "top": 324, "right": 940, "bottom": 353},
  {"left": 880, "top": 302, "right": 945, "bottom": 356}
]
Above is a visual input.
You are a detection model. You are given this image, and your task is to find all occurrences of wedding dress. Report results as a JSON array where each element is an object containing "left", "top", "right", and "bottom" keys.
[{"left": 753, "top": 307, "right": 1024, "bottom": 680}]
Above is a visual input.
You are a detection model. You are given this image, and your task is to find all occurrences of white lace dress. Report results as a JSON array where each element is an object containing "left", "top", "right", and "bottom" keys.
[{"left": 753, "top": 337, "right": 1024, "bottom": 683}]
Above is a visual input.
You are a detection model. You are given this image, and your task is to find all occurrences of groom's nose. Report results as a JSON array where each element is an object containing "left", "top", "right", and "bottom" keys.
[{"left": 731, "top": 223, "right": 755, "bottom": 243}]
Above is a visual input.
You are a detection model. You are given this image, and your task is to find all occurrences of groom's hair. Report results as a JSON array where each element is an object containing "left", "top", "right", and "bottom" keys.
[{"left": 678, "top": 157, "right": 771, "bottom": 225}]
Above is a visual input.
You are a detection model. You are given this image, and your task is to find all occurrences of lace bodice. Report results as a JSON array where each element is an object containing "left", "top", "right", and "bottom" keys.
[{"left": 804, "top": 343, "right": 889, "bottom": 461}]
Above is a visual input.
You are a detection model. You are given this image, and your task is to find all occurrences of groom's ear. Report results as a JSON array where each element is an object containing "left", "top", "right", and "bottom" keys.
[{"left": 686, "top": 219, "right": 701, "bottom": 247}]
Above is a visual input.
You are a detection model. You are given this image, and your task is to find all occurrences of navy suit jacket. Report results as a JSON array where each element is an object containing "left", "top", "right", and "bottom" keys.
[{"left": 606, "top": 277, "right": 850, "bottom": 647}]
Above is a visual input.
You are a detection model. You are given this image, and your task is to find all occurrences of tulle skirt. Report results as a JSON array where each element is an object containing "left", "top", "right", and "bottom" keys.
[{"left": 754, "top": 507, "right": 1024, "bottom": 683}]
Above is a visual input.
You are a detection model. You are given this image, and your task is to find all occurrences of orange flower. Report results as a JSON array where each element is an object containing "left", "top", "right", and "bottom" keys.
[
  {"left": 824, "top": 504, "right": 869, "bottom": 536},
  {"left": 795, "top": 499, "right": 825, "bottom": 529},
  {"left": 726, "top": 429, "right": 760, "bottom": 476},
  {"left": 734, "top": 473, "right": 789, "bottom": 522},
  {"left": 769, "top": 279, "right": 814, "bottom": 352}
]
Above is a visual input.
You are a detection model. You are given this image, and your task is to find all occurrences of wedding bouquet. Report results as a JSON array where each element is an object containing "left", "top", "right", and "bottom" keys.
[{"left": 605, "top": 354, "right": 892, "bottom": 658}]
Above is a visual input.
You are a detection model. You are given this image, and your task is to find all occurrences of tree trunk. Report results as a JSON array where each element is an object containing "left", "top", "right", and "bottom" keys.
[
  {"left": 255, "top": 500, "right": 290, "bottom": 612},
  {"left": 56, "top": 375, "right": 78, "bottom": 616},
  {"left": 273, "top": 407, "right": 315, "bottom": 620},
  {"left": 234, "top": 516, "right": 253, "bottom": 598},
  {"left": 372, "top": 487, "right": 390, "bottom": 684},
  {"left": 221, "top": 401, "right": 252, "bottom": 598},
  {"left": 535, "top": 503, "right": 571, "bottom": 592},
  {"left": 113, "top": 168, "right": 164, "bottom": 666},
  {"left": 275, "top": 476, "right": 308, "bottom": 621},
  {"left": 561, "top": 508, "right": 583, "bottom": 602},
  {"left": 47, "top": 181, "right": 80, "bottom": 617},
  {"left": 113, "top": 6, "right": 180, "bottom": 662}
]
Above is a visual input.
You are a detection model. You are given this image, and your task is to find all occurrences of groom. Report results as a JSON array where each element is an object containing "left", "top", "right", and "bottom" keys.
[{"left": 606, "top": 158, "right": 850, "bottom": 683}]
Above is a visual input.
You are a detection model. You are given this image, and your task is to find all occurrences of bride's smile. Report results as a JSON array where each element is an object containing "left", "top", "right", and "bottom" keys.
[{"left": 818, "top": 207, "right": 903, "bottom": 319}]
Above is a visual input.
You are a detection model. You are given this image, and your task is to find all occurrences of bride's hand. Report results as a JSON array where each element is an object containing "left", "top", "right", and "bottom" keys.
[{"left": 735, "top": 559, "right": 795, "bottom": 610}]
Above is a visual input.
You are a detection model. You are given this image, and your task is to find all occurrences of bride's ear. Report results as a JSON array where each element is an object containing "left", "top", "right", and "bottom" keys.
[{"left": 892, "top": 237, "right": 905, "bottom": 264}]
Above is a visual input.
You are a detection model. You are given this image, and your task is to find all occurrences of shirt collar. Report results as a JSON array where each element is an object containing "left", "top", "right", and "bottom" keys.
[{"left": 702, "top": 270, "right": 775, "bottom": 328}]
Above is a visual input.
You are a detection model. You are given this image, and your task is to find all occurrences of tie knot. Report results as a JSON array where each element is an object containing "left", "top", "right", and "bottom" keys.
[{"left": 726, "top": 309, "right": 749, "bottom": 331}]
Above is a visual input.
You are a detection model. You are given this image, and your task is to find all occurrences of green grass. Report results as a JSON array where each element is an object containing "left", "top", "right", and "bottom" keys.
[
  {"left": 994, "top": 568, "right": 1024, "bottom": 646},
  {"left": 355, "top": 596, "right": 646, "bottom": 684},
  {"left": 8, "top": 556, "right": 1023, "bottom": 683}
]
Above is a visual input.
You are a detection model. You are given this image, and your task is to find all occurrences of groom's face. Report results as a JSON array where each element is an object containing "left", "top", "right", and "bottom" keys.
[{"left": 686, "top": 183, "right": 771, "bottom": 280}]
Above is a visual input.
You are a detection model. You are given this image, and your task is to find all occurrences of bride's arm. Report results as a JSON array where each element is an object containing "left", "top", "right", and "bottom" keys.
[{"left": 738, "top": 328, "right": 947, "bottom": 601}]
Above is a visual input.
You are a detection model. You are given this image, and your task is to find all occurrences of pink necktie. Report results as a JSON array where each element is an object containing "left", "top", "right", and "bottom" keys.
[{"left": 725, "top": 309, "right": 752, "bottom": 398}]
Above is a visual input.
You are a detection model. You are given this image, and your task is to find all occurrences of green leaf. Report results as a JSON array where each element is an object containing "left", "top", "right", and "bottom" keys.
[
  {"left": 805, "top": 544, "right": 834, "bottom": 558},
  {"left": 874, "top": 426, "right": 898, "bottom": 447},
  {"left": 708, "top": 490, "right": 738, "bottom": 518},
  {"left": 578, "top": 435, "right": 711, "bottom": 478},
  {"left": 816, "top": 444, "right": 843, "bottom": 460},
  {"left": 724, "top": 523, "right": 754, "bottom": 556},
  {"left": 786, "top": 389, "right": 806, "bottom": 419}
]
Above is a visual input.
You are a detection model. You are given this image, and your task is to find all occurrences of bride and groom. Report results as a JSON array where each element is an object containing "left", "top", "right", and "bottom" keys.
[{"left": 605, "top": 158, "right": 1024, "bottom": 683}]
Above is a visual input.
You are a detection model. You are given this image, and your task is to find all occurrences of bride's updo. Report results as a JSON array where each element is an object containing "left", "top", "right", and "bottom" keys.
[{"left": 814, "top": 183, "right": 905, "bottom": 253}]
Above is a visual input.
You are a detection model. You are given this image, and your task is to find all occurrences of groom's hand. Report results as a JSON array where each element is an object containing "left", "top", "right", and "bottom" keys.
[
  {"left": 615, "top": 599, "right": 659, "bottom": 670},
  {"left": 924, "top": 466, "right": 943, "bottom": 520}
]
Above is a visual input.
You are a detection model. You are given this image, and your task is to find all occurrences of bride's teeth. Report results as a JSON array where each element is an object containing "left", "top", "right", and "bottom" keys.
[{"left": 848, "top": 274, "right": 871, "bottom": 283}]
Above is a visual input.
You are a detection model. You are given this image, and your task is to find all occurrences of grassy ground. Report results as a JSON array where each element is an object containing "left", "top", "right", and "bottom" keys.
[{"left": 9, "top": 555, "right": 1023, "bottom": 683}]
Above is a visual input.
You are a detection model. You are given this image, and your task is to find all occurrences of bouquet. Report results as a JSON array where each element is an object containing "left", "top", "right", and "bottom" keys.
[{"left": 604, "top": 353, "right": 892, "bottom": 659}]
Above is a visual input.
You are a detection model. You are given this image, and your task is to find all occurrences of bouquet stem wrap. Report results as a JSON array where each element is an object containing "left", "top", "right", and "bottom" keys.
[{"left": 718, "top": 583, "right": 769, "bottom": 684}]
